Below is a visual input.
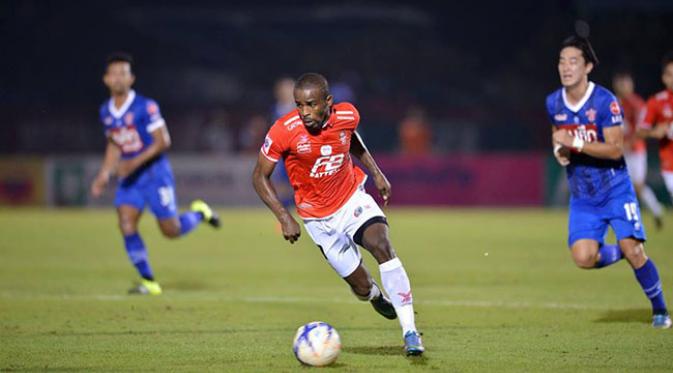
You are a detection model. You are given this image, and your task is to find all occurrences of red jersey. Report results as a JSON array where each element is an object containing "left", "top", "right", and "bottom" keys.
[
  {"left": 261, "top": 102, "right": 367, "bottom": 219},
  {"left": 620, "top": 93, "right": 646, "bottom": 154},
  {"left": 641, "top": 89, "right": 673, "bottom": 171}
]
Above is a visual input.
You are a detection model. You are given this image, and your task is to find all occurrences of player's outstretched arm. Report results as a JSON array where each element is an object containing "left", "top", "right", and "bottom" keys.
[
  {"left": 637, "top": 123, "right": 670, "bottom": 140},
  {"left": 252, "top": 154, "right": 301, "bottom": 243},
  {"left": 117, "top": 126, "right": 171, "bottom": 178},
  {"left": 350, "top": 131, "right": 391, "bottom": 205},
  {"left": 553, "top": 126, "right": 624, "bottom": 160},
  {"left": 91, "top": 139, "right": 121, "bottom": 198}
]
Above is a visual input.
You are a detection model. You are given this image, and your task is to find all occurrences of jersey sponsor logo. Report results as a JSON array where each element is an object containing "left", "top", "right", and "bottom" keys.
[
  {"left": 354, "top": 206, "right": 363, "bottom": 217},
  {"left": 585, "top": 108, "right": 597, "bottom": 123},
  {"left": 111, "top": 125, "right": 144, "bottom": 153},
  {"left": 320, "top": 145, "right": 333, "bottom": 156},
  {"left": 124, "top": 112, "right": 135, "bottom": 125},
  {"left": 554, "top": 113, "right": 568, "bottom": 121},
  {"left": 559, "top": 124, "right": 598, "bottom": 143},
  {"left": 609, "top": 101, "right": 621, "bottom": 115},
  {"left": 262, "top": 136, "right": 273, "bottom": 155},
  {"left": 296, "top": 135, "right": 311, "bottom": 154},
  {"left": 310, "top": 153, "right": 345, "bottom": 178},
  {"left": 611, "top": 115, "right": 623, "bottom": 124}
]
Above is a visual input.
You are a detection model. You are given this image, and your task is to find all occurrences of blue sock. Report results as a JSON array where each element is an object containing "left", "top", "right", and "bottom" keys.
[
  {"left": 634, "top": 259, "right": 668, "bottom": 315},
  {"left": 594, "top": 244, "right": 623, "bottom": 268},
  {"left": 179, "top": 211, "right": 203, "bottom": 236},
  {"left": 123, "top": 233, "right": 154, "bottom": 281}
]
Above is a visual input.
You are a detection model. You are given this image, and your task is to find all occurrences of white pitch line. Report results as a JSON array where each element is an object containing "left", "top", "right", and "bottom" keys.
[{"left": 0, "top": 292, "right": 612, "bottom": 310}]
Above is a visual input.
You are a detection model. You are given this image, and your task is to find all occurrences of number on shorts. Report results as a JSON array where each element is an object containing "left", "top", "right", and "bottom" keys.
[
  {"left": 158, "top": 186, "right": 174, "bottom": 207},
  {"left": 623, "top": 202, "right": 639, "bottom": 221}
]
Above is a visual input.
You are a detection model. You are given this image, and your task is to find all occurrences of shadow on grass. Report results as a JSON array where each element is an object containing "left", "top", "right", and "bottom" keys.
[
  {"left": 344, "top": 345, "right": 402, "bottom": 356},
  {"left": 594, "top": 308, "right": 650, "bottom": 324}
]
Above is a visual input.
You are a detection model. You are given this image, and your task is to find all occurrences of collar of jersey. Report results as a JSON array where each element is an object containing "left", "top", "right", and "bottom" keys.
[
  {"left": 108, "top": 90, "right": 136, "bottom": 119},
  {"left": 562, "top": 81, "right": 595, "bottom": 113},
  {"left": 321, "top": 108, "right": 337, "bottom": 128}
]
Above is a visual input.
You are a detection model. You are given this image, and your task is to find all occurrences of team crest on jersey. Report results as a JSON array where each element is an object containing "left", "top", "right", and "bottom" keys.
[
  {"left": 320, "top": 145, "right": 333, "bottom": 156},
  {"left": 663, "top": 105, "right": 672, "bottom": 118},
  {"left": 340, "top": 131, "right": 347, "bottom": 145},
  {"left": 554, "top": 113, "right": 567, "bottom": 121},
  {"left": 609, "top": 101, "right": 621, "bottom": 115},
  {"left": 585, "top": 108, "right": 597, "bottom": 123},
  {"left": 104, "top": 116, "right": 114, "bottom": 126},
  {"left": 296, "top": 135, "right": 311, "bottom": 154},
  {"left": 124, "top": 112, "right": 134, "bottom": 125},
  {"left": 262, "top": 136, "right": 273, "bottom": 154}
]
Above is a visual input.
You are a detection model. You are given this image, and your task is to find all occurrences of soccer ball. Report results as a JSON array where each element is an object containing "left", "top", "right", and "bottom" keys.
[{"left": 292, "top": 321, "right": 341, "bottom": 366}]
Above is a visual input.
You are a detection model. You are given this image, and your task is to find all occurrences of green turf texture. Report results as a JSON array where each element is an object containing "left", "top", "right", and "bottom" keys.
[{"left": 1, "top": 208, "right": 672, "bottom": 372}]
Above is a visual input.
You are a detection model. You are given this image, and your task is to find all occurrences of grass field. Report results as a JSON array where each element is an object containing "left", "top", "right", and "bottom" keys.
[{"left": 1, "top": 208, "right": 672, "bottom": 372}]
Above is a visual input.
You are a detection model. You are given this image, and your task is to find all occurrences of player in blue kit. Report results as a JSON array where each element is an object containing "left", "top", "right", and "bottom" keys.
[
  {"left": 548, "top": 36, "right": 671, "bottom": 329},
  {"left": 90, "top": 53, "right": 221, "bottom": 295}
]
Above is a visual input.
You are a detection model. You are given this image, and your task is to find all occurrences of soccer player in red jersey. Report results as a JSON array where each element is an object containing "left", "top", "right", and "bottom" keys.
[
  {"left": 639, "top": 52, "right": 673, "bottom": 202},
  {"left": 612, "top": 71, "right": 664, "bottom": 229},
  {"left": 252, "top": 73, "right": 424, "bottom": 356}
]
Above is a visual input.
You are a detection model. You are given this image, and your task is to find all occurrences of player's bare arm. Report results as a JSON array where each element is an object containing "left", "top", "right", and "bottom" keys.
[
  {"left": 91, "top": 139, "right": 122, "bottom": 198},
  {"left": 252, "top": 153, "right": 301, "bottom": 243},
  {"left": 349, "top": 131, "right": 391, "bottom": 205},
  {"left": 553, "top": 125, "right": 623, "bottom": 160},
  {"left": 638, "top": 122, "right": 670, "bottom": 140},
  {"left": 117, "top": 126, "right": 171, "bottom": 178}
]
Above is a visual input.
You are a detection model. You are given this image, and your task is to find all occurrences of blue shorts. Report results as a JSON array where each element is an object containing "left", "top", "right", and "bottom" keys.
[
  {"left": 568, "top": 190, "right": 646, "bottom": 247},
  {"left": 114, "top": 157, "right": 178, "bottom": 219}
]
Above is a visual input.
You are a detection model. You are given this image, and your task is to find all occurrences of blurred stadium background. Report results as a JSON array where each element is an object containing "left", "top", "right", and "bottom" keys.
[{"left": 2, "top": 0, "right": 673, "bottom": 209}]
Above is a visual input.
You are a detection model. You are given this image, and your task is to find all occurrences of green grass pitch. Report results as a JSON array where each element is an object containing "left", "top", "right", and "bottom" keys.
[{"left": 1, "top": 208, "right": 672, "bottom": 372}]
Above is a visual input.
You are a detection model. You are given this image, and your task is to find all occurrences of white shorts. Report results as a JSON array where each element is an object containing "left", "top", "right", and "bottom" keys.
[
  {"left": 303, "top": 185, "right": 386, "bottom": 278},
  {"left": 624, "top": 151, "right": 647, "bottom": 185},
  {"left": 663, "top": 171, "right": 673, "bottom": 197}
]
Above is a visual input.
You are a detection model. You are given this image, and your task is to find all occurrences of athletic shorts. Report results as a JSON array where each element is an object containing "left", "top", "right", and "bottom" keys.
[
  {"left": 568, "top": 189, "right": 646, "bottom": 247},
  {"left": 303, "top": 185, "right": 386, "bottom": 278},
  {"left": 114, "top": 158, "right": 178, "bottom": 219},
  {"left": 624, "top": 151, "right": 647, "bottom": 185}
]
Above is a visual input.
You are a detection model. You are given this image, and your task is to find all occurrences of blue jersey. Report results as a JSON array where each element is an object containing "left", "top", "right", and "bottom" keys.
[
  {"left": 99, "top": 90, "right": 167, "bottom": 161},
  {"left": 546, "top": 82, "right": 630, "bottom": 204}
]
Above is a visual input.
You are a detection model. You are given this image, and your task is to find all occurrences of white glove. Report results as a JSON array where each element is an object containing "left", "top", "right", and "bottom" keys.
[{"left": 553, "top": 143, "right": 570, "bottom": 166}]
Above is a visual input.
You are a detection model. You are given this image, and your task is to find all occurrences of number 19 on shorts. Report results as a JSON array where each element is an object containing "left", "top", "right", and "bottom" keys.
[{"left": 624, "top": 202, "right": 639, "bottom": 222}]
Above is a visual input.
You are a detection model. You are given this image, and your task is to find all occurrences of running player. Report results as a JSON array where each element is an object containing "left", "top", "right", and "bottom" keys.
[
  {"left": 548, "top": 37, "right": 670, "bottom": 328},
  {"left": 91, "top": 52, "right": 220, "bottom": 295},
  {"left": 612, "top": 71, "right": 664, "bottom": 229},
  {"left": 639, "top": 52, "right": 673, "bottom": 202},
  {"left": 252, "top": 73, "right": 425, "bottom": 355}
]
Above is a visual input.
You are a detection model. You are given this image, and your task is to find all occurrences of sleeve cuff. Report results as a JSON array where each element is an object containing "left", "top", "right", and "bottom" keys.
[{"left": 147, "top": 119, "right": 166, "bottom": 132}]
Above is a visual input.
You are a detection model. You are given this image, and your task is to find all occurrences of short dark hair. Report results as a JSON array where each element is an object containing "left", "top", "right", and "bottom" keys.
[
  {"left": 662, "top": 51, "right": 673, "bottom": 71},
  {"left": 295, "top": 73, "right": 330, "bottom": 98},
  {"left": 561, "top": 35, "right": 599, "bottom": 66},
  {"left": 105, "top": 52, "right": 134, "bottom": 70},
  {"left": 612, "top": 69, "right": 632, "bottom": 80}
]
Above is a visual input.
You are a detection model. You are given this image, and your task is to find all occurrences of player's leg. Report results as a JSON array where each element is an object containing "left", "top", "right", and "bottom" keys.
[
  {"left": 357, "top": 221, "right": 424, "bottom": 355},
  {"left": 568, "top": 202, "right": 620, "bottom": 269},
  {"left": 663, "top": 171, "right": 673, "bottom": 203},
  {"left": 117, "top": 204, "right": 161, "bottom": 295},
  {"left": 148, "top": 178, "right": 219, "bottom": 239},
  {"left": 611, "top": 198, "right": 670, "bottom": 329}
]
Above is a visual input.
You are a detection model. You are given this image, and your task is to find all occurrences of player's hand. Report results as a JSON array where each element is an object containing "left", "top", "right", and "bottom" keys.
[
  {"left": 373, "top": 173, "right": 392, "bottom": 206},
  {"left": 90, "top": 172, "right": 109, "bottom": 198},
  {"left": 279, "top": 214, "right": 301, "bottom": 244},
  {"left": 553, "top": 143, "right": 570, "bottom": 166},
  {"left": 552, "top": 129, "right": 574, "bottom": 148},
  {"left": 116, "top": 160, "right": 136, "bottom": 179}
]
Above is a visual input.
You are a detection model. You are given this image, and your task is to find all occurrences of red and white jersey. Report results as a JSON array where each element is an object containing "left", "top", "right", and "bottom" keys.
[
  {"left": 261, "top": 102, "right": 367, "bottom": 219},
  {"left": 641, "top": 89, "right": 673, "bottom": 171},
  {"left": 620, "top": 93, "right": 646, "bottom": 154}
]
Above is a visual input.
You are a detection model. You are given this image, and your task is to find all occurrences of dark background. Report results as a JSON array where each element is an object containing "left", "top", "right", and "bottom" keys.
[{"left": 2, "top": 0, "right": 672, "bottom": 154}]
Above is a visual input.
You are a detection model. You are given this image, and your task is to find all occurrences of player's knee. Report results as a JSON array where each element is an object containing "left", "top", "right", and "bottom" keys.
[
  {"left": 118, "top": 219, "right": 137, "bottom": 236},
  {"left": 350, "top": 282, "right": 372, "bottom": 299},
  {"left": 621, "top": 242, "right": 646, "bottom": 263},
  {"left": 160, "top": 224, "right": 181, "bottom": 239},
  {"left": 370, "top": 238, "right": 394, "bottom": 262},
  {"left": 571, "top": 251, "right": 597, "bottom": 269}
]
